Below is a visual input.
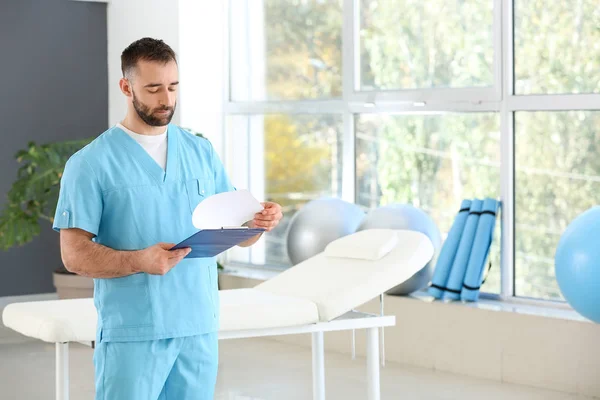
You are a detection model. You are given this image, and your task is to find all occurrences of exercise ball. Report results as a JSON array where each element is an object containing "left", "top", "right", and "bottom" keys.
[
  {"left": 357, "top": 204, "right": 442, "bottom": 295},
  {"left": 286, "top": 197, "right": 365, "bottom": 265},
  {"left": 555, "top": 206, "right": 600, "bottom": 323}
]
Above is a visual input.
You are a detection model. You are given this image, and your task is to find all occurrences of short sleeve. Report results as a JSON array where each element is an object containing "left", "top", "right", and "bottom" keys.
[
  {"left": 52, "top": 155, "right": 103, "bottom": 236},
  {"left": 210, "top": 142, "right": 236, "bottom": 194}
]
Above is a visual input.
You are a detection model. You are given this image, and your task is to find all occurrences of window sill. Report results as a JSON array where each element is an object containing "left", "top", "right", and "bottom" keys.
[
  {"left": 405, "top": 291, "right": 589, "bottom": 323},
  {"left": 219, "top": 262, "right": 590, "bottom": 324}
]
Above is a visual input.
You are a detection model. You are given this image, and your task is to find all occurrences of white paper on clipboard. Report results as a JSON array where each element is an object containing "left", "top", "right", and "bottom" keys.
[{"left": 191, "top": 189, "right": 264, "bottom": 229}]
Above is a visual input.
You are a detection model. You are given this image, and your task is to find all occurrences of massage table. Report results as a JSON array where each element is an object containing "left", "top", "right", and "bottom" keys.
[{"left": 2, "top": 229, "right": 434, "bottom": 400}]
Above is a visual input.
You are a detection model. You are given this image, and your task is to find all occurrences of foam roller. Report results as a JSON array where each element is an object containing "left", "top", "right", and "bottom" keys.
[
  {"left": 443, "top": 199, "right": 483, "bottom": 301},
  {"left": 461, "top": 198, "right": 500, "bottom": 302},
  {"left": 428, "top": 199, "right": 472, "bottom": 299}
]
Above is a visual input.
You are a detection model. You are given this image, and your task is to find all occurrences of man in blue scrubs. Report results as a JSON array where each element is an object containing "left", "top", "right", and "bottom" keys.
[{"left": 52, "top": 37, "right": 283, "bottom": 399}]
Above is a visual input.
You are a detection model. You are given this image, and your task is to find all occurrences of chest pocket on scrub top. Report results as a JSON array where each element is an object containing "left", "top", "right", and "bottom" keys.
[{"left": 185, "top": 178, "right": 215, "bottom": 215}]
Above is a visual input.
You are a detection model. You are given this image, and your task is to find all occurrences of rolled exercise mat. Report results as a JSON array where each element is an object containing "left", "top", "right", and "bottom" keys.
[
  {"left": 461, "top": 198, "right": 500, "bottom": 302},
  {"left": 428, "top": 199, "right": 472, "bottom": 299},
  {"left": 443, "top": 199, "right": 483, "bottom": 301}
]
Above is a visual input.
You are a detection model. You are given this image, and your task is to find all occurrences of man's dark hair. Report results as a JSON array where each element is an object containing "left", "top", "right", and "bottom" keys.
[{"left": 121, "top": 37, "right": 177, "bottom": 78}]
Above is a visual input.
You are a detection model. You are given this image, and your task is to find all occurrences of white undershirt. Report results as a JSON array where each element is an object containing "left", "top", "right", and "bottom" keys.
[{"left": 117, "top": 123, "right": 168, "bottom": 170}]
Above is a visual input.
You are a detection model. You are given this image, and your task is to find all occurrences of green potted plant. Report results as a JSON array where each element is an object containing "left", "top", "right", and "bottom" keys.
[
  {"left": 0, "top": 138, "right": 95, "bottom": 298},
  {"left": 0, "top": 129, "right": 223, "bottom": 299}
]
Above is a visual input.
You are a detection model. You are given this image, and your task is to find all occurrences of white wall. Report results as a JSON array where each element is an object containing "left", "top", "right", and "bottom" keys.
[
  {"left": 177, "top": 0, "right": 226, "bottom": 154},
  {"left": 106, "top": 0, "right": 181, "bottom": 127}
]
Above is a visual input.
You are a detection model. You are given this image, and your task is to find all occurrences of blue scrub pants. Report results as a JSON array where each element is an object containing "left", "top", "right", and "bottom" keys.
[{"left": 93, "top": 332, "right": 218, "bottom": 400}]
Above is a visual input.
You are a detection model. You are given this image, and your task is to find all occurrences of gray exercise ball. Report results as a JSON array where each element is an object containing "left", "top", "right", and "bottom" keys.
[
  {"left": 357, "top": 204, "right": 442, "bottom": 295},
  {"left": 286, "top": 197, "right": 365, "bottom": 265}
]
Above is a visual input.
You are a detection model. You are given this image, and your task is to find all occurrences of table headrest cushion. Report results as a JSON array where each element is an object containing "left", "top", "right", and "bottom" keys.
[{"left": 324, "top": 229, "right": 399, "bottom": 261}]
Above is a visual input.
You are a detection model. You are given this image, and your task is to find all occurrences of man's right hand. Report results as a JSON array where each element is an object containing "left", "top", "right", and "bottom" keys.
[{"left": 134, "top": 243, "right": 191, "bottom": 275}]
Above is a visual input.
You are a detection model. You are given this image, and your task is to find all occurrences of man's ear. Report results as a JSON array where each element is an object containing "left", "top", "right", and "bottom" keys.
[{"left": 119, "top": 78, "right": 133, "bottom": 97}]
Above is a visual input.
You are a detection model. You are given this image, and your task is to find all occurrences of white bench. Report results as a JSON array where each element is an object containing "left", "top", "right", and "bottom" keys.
[{"left": 2, "top": 229, "right": 434, "bottom": 400}]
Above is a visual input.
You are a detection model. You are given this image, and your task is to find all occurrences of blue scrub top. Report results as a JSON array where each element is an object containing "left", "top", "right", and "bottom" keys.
[{"left": 52, "top": 124, "right": 235, "bottom": 343}]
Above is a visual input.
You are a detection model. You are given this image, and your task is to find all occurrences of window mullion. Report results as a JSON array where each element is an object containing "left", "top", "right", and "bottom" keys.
[
  {"left": 500, "top": 0, "right": 516, "bottom": 298},
  {"left": 342, "top": 0, "right": 357, "bottom": 203}
]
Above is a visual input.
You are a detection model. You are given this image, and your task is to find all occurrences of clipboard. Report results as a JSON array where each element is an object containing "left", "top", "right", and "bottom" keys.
[{"left": 170, "top": 227, "right": 266, "bottom": 258}]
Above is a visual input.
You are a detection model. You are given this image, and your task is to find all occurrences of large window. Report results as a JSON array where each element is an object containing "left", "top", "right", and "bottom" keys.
[
  {"left": 356, "top": 113, "right": 501, "bottom": 293},
  {"left": 514, "top": 1, "right": 600, "bottom": 95},
  {"left": 511, "top": 0, "right": 600, "bottom": 300},
  {"left": 230, "top": 0, "right": 342, "bottom": 101},
  {"left": 224, "top": 0, "right": 600, "bottom": 302},
  {"left": 359, "top": 0, "right": 494, "bottom": 90},
  {"left": 225, "top": 114, "right": 343, "bottom": 267},
  {"left": 515, "top": 111, "right": 600, "bottom": 300}
]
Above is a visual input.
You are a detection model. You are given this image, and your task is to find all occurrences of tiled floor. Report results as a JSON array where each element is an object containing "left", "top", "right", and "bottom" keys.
[{"left": 0, "top": 336, "right": 594, "bottom": 400}]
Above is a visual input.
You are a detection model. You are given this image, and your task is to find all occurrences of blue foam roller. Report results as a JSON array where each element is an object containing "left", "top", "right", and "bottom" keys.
[
  {"left": 460, "top": 198, "right": 500, "bottom": 302},
  {"left": 443, "top": 199, "right": 483, "bottom": 301},
  {"left": 428, "top": 199, "right": 472, "bottom": 299}
]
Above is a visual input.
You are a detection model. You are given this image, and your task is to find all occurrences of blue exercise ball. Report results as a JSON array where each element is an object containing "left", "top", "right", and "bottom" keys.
[
  {"left": 357, "top": 204, "right": 442, "bottom": 295},
  {"left": 286, "top": 197, "right": 365, "bottom": 265},
  {"left": 555, "top": 206, "right": 600, "bottom": 323}
]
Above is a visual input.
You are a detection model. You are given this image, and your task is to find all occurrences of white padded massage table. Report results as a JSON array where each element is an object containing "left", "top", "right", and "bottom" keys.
[{"left": 2, "top": 229, "right": 434, "bottom": 400}]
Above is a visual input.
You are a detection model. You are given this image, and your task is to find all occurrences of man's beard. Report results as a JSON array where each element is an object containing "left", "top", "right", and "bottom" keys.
[{"left": 132, "top": 91, "right": 175, "bottom": 127}]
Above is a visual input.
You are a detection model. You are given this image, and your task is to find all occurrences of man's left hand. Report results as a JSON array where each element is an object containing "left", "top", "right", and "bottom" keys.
[{"left": 249, "top": 202, "right": 283, "bottom": 232}]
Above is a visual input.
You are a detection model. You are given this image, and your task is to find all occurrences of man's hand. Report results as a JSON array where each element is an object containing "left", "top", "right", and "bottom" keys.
[
  {"left": 250, "top": 201, "right": 283, "bottom": 232},
  {"left": 133, "top": 243, "right": 191, "bottom": 275},
  {"left": 237, "top": 202, "right": 284, "bottom": 247}
]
